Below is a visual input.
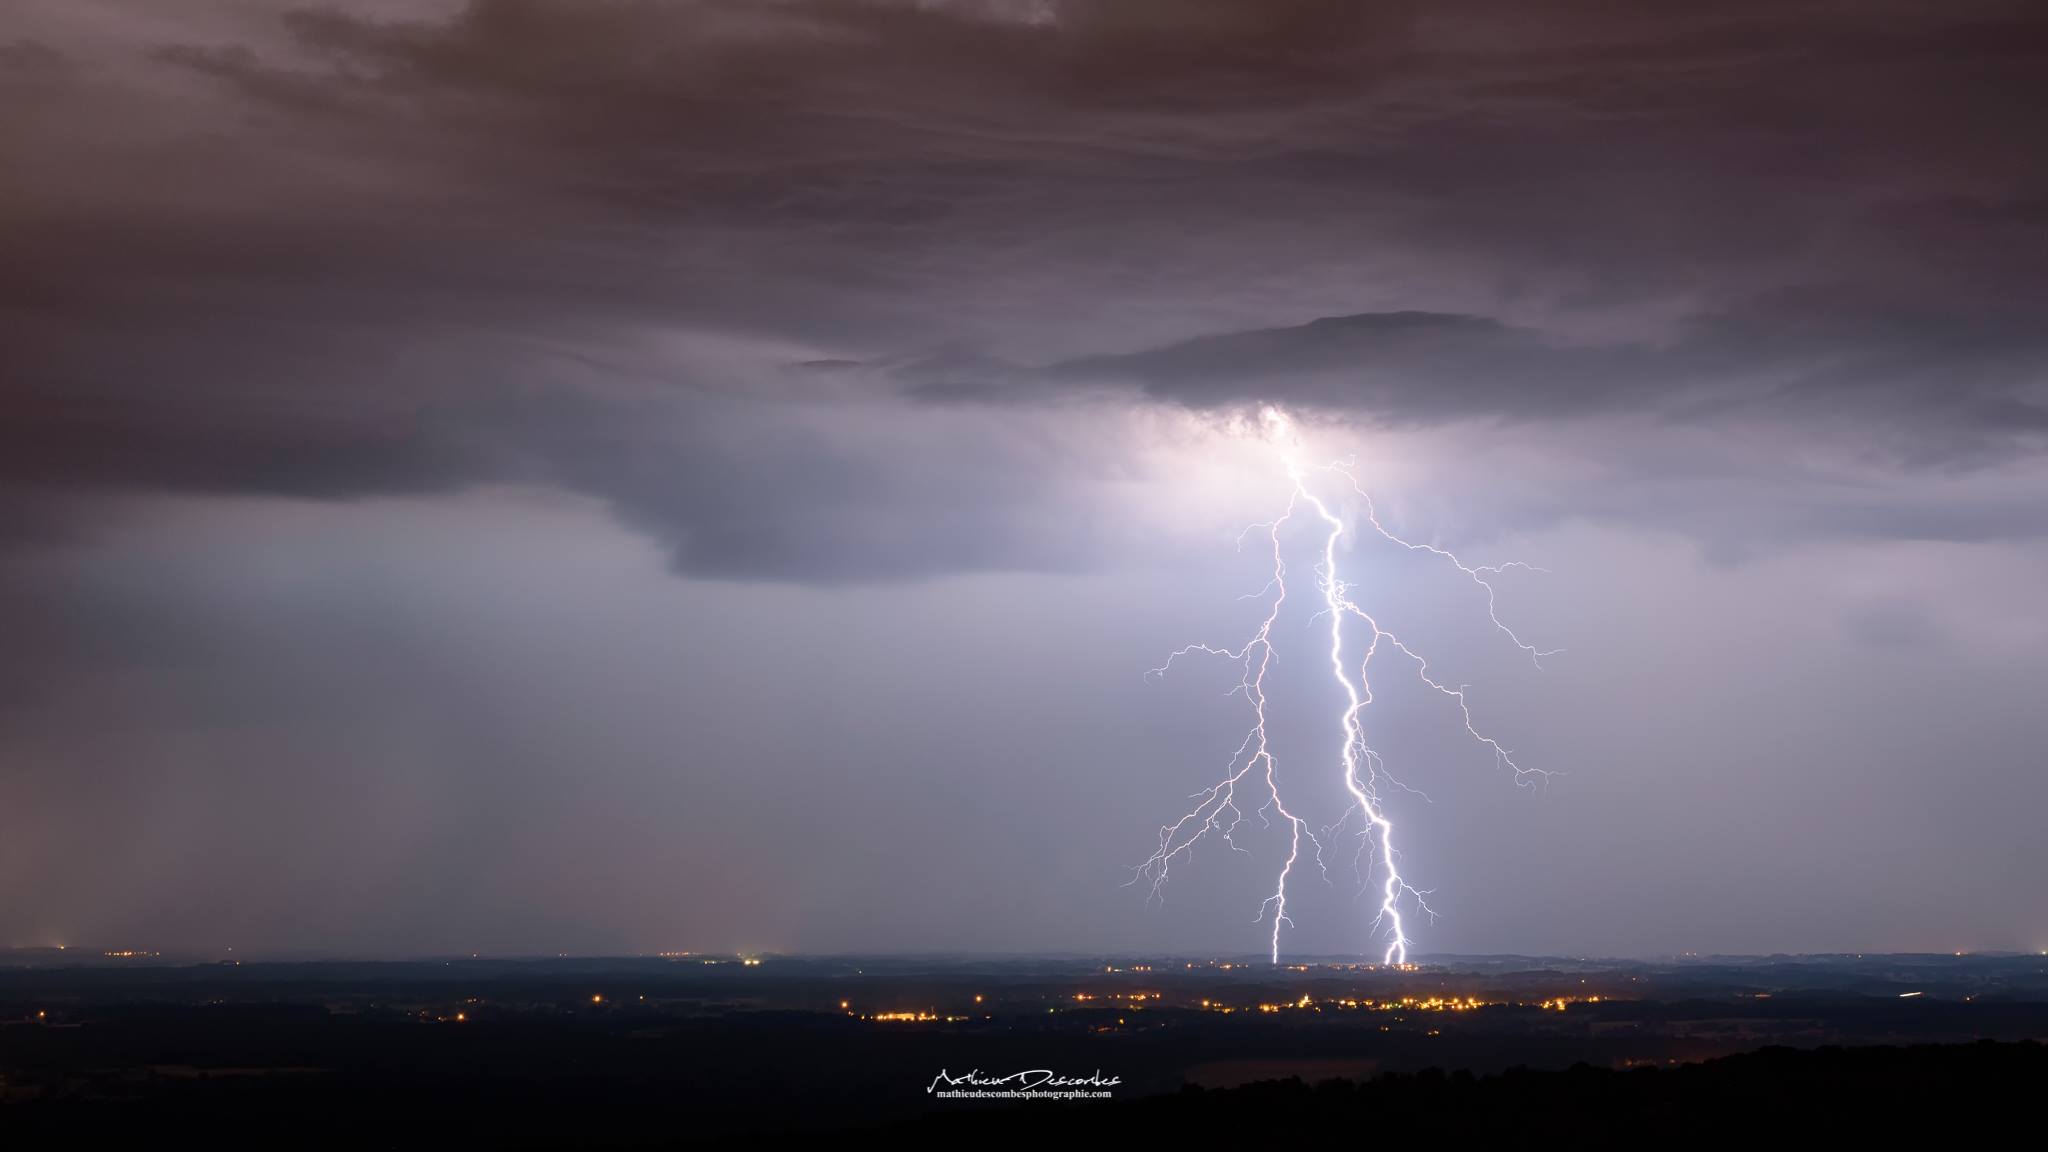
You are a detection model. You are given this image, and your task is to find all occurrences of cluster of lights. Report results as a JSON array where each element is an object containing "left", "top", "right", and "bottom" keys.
[
  {"left": 807, "top": 967, "right": 1629, "bottom": 1026},
  {"left": 838, "top": 997, "right": 992, "bottom": 1022},
  {"left": 1176, "top": 993, "right": 1608, "bottom": 1014}
]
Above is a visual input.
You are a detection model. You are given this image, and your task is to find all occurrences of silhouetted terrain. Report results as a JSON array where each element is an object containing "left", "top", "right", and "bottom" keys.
[
  {"left": 900, "top": 1042, "right": 2045, "bottom": 1140},
  {"left": 3, "top": 953, "right": 2043, "bottom": 1142}
]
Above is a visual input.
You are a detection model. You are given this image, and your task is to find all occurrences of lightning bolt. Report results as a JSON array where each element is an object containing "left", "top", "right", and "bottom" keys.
[
  {"left": 1134, "top": 408, "right": 1553, "bottom": 964},
  {"left": 1139, "top": 488, "right": 1323, "bottom": 963}
]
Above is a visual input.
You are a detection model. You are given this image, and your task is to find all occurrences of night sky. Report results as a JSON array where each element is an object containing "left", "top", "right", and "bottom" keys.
[{"left": 4, "top": 1, "right": 2046, "bottom": 959}]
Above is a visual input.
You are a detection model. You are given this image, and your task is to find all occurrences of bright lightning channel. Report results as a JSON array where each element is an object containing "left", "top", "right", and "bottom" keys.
[{"left": 1134, "top": 408, "right": 1555, "bottom": 965}]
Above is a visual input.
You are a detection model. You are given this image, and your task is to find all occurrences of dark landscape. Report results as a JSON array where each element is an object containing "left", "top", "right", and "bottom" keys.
[{"left": 5, "top": 952, "right": 2044, "bottom": 1142}]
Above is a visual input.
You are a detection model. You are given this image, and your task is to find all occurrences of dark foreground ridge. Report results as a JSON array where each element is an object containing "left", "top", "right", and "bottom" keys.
[
  {"left": 6, "top": 1037, "right": 2039, "bottom": 1144},
  {"left": 898, "top": 1041, "right": 2046, "bottom": 1140}
]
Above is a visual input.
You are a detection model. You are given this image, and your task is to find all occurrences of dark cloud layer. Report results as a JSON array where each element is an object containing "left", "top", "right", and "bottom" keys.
[
  {"left": 4, "top": 0, "right": 2045, "bottom": 581},
  {"left": 1041, "top": 303, "right": 2048, "bottom": 452}
]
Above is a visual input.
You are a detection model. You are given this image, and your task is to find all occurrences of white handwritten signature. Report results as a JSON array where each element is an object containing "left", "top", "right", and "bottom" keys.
[{"left": 927, "top": 1068, "right": 1122, "bottom": 1092}]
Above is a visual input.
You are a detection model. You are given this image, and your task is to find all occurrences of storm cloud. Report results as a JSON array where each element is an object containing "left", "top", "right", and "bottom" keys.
[
  {"left": 4, "top": 0, "right": 2045, "bottom": 575},
  {"left": 3, "top": 2, "right": 2046, "bottom": 957}
]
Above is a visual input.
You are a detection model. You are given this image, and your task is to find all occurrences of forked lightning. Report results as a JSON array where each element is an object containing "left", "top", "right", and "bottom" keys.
[{"left": 1135, "top": 409, "right": 1555, "bottom": 964}]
